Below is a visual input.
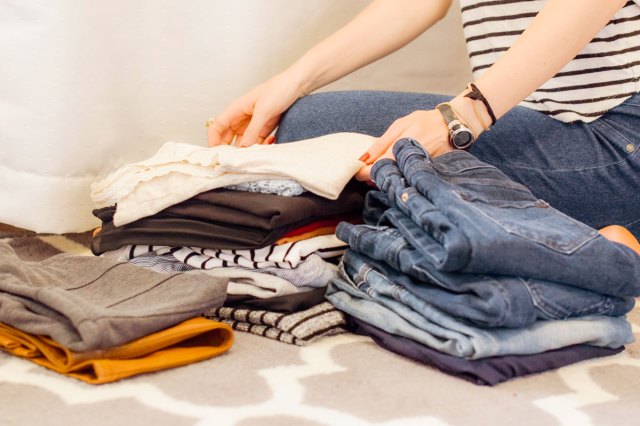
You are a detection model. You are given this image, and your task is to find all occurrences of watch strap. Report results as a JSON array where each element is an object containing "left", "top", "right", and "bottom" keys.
[
  {"left": 436, "top": 103, "right": 475, "bottom": 150},
  {"left": 436, "top": 103, "right": 457, "bottom": 126}
]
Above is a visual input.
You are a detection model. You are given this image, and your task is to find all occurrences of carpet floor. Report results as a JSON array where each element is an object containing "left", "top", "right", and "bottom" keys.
[{"left": 2, "top": 224, "right": 640, "bottom": 426}]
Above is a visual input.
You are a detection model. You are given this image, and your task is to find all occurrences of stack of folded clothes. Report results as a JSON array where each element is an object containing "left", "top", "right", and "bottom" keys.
[
  {"left": 326, "top": 138, "right": 640, "bottom": 386},
  {"left": 0, "top": 242, "right": 233, "bottom": 384},
  {"left": 90, "top": 133, "right": 375, "bottom": 345}
]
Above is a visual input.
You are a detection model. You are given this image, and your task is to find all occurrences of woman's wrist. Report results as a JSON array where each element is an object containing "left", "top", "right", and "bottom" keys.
[
  {"left": 282, "top": 59, "right": 320, "bottom": 98},
  {"left": 449, "top": 90, "right": 493, "bottom": 139}
]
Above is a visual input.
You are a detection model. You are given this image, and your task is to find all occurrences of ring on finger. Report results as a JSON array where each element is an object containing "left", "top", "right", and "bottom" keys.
[{"left": 205, "top": 117, "right": 224, "bottom": 130}]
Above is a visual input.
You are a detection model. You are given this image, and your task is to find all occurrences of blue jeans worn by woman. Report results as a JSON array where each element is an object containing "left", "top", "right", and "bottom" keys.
[{"left": 275, "top": 91, "right": 640, "bottom": 237}]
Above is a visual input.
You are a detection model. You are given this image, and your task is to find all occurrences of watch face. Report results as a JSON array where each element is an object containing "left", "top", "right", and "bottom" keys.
[{"left": 452, "top": 129, "right": 474, "bottom": 149}]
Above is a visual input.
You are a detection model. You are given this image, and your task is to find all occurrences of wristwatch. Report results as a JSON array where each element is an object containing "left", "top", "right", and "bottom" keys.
[{"left": 436, "top": 103, "right": 475, "bottom": 150}]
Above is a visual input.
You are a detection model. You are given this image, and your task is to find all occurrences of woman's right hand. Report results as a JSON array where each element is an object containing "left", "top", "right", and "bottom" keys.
[{"left": 207, "top": 72, "right": 305, "bottom": 147}]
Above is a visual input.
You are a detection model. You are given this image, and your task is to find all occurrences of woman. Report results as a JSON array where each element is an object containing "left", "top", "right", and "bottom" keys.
[{"left": 206, "top": 0, "right": 640, "bottom": 248}]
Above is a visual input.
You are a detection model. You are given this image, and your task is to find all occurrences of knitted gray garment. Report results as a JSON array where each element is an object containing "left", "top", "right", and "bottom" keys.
[{"left": 0, "top": 241, "right": 228, "bottom": 351}]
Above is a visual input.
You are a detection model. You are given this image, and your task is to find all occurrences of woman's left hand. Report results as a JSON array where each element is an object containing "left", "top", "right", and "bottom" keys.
[{"left": 354, "top": 109, "right": 453, "bottom": 181}]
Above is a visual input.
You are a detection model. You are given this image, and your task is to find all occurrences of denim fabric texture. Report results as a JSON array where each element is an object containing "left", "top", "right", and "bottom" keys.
[
  {"left": 277, "top": 89, "right": 640, "bottom": 361},
  {"left": 350, "top": 317, "right": 624, "bottom": 387},
  {"left": 362, "top": 139, "right": 640, "bottom": 297},
  {"left": 339, "top": 249, "right": 634, "bottom": 328},
  {"left": 326, "top": 269, "right": 633, "bottom": 359},
  {"left": 276, "top": 91, "right": 640, "bottom": 236}
]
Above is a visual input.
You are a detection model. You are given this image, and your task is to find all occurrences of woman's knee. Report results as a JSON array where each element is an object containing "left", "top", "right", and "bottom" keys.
[{"left": 276, "top": 92, "right": 355, "bottom": 143}]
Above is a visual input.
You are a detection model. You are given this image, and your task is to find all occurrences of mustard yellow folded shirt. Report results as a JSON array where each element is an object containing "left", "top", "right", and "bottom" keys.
[{"left": 0, "top": 317, "right": 233, "bottom": 384}]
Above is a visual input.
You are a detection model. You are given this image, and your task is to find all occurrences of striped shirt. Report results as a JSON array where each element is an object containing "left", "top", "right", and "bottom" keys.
[{"left": 459, "top": 0, "right": 640, "bottom": 122}]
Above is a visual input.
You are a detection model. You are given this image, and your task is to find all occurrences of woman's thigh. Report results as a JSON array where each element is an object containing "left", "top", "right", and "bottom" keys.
[
  {"left": 275, "top": 90, "right": 451, "bottom": 142},
  {"left": 276, "top": 90, "right": 640, "bottom": 235},
  {"left": 471, "top": 93, "right": 640, "bottom": 235}
]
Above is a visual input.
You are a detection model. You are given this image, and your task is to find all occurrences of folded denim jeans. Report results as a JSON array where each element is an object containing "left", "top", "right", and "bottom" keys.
[
  {"left": 326, "top": 269, "right": 633, "bottom": 359},
  {"left": 339, "top": 248, "right": 634, "bottom": 328},
  {"left": 368, "top": 138, "right": 640, "bottom": 297}
]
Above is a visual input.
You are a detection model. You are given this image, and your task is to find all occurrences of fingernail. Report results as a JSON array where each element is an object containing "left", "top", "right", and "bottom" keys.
[
  {"left": 366, "top": 179, "right": 377, "bottom": 187},
  {"left": 358, "top": 153, "right": 370, "bottom": 162},
  {"left": 266, "top": 135, "right": 276, "bottom": 144}
]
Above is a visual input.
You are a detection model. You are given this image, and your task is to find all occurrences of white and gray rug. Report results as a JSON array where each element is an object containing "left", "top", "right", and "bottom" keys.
[{"left": 2, "top": 225, "right": 640, "bottom": 426}]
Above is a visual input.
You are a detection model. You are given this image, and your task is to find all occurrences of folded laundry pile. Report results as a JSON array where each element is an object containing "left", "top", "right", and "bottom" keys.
[
  {"left": 89, "top": 132, "right": 375, "bottom": 345},
  {"left": 327, "top": 138, "right": 640, "bottom": 386},
  {"left": 90, "top": 132, "right": 374, "bottom": 226},
  {"left": 0, "top": 242, "right": 233, "bottom": 384}
]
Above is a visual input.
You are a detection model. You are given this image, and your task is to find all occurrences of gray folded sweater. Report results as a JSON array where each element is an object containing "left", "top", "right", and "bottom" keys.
[{"left": 0, "top": 242, "right": 228, "bottom": 351}]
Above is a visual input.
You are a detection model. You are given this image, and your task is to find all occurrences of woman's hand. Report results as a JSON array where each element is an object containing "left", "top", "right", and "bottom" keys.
[
  {"left": 207, "top": 72, "right": 305, "bottom": 147},
  {"left": 354, "top": 109, "right": 453, "bottom": 181}
]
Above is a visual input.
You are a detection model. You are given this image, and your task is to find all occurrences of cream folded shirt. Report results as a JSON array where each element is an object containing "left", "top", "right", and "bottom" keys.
[{"left": 91, "top": 132, "right": 374, "bottom": 226}]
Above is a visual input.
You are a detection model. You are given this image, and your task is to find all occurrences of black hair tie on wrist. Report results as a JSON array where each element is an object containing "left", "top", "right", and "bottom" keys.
[{"left": 464, "top": 83, "right": 497, "bottom": 125}]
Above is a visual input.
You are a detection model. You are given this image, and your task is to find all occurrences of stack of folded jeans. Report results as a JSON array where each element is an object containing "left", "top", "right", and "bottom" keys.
[
  {"left": 326, "top": 138, "right": 640, "bottom": 385},
  {"left": 90, "top": 134, "right": 374, "bottom": 344}
]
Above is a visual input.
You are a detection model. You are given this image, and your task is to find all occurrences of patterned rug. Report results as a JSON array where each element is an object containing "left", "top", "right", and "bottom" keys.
[{"left": 2, "top": 223, "right": 640, "bottom": 426}]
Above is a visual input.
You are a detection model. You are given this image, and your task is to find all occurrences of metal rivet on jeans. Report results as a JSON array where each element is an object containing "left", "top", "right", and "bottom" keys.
[
  {"left": 626, "top": 143, "right": 636, "bottom": 153},
  {"left": 401, "top": 192, "right": 409, "bottom": 203}
]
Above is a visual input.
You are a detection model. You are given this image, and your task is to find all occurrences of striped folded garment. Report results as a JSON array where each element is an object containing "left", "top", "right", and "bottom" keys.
[{"left": 204, "top": 302, "right": 347, "bottom": 346}]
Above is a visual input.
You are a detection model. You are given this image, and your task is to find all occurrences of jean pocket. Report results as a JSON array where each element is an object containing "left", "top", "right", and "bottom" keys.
[
  {"left": 524, "top": 279, "right": 614, "bottom": 319},
  {"left": 457, "top": 191, "right": 598, "bottom": 254},
  {"left": 592, "top": 118, "right": 639, "bottom": 158}
]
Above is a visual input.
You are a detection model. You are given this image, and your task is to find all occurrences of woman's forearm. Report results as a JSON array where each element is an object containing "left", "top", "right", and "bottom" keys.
[
  {"left": 287, "top": 0, "right": 453, "bottom": 96},
  {"left": 472, "top": 0, "right": 628, "bottom": 120}
]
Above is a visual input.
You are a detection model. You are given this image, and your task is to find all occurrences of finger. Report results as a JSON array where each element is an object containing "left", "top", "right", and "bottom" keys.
[
  {"left": 256, "top": 134, "right": 278, "bottom": 145},
  {"left": 221, "top": 127, "right": 235, "bottom": 145},
  {"left": 207, "top": 118, "right": 231, "bottom": 146},
  {"left": 359, "top": 120, "right": 405, "bottom": 164},
  {"left": 208, "top": 107, "right": 247, "bottom": 146},
  {"left": 253, "top": 116, "right": 280, "bottom": 145},
  {"left": 355, "top": 164, "right": 372, "bottom": 181},
  {"left": 210, "top": 126, "right": 238, "bottom": 146},
  {"left": 230, "top": 118, "right": 251, "bottom": 146},
  {"left": 369, "top": 122, "right": 406, "bottom": 163},
  {"left": 208, "top": 99, "right": 250, "bottom": 145},
  {"left": 238, "top": 110, "right": 271, "bottom": 147},
  {"left": 261, "top": 114, "right": 281, "bottom": 139},
  {"left": 378, "top": 142, "right": 396, "bottom": 161},
  {"left": 355, "top": 139, "right": 398, "bottom": 181}
]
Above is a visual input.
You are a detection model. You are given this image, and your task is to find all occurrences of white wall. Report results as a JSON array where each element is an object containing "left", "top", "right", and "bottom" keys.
[{"left": 0, "top": 0, "right": 471, "bottom": 233}]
